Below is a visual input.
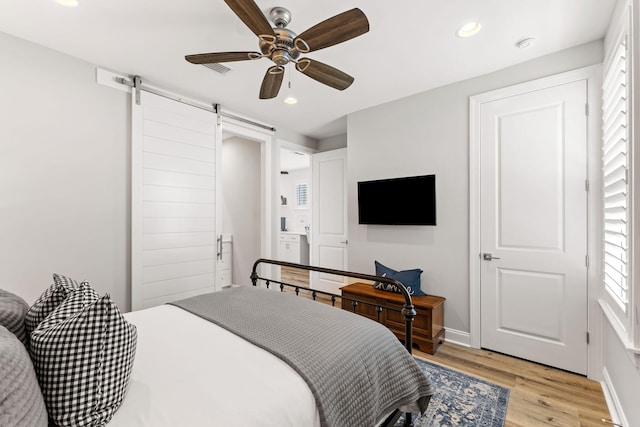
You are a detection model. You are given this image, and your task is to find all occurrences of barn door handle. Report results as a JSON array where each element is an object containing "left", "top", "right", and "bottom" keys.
[{"left": 482, "top": 253, "right": 500, "bottom": 261}]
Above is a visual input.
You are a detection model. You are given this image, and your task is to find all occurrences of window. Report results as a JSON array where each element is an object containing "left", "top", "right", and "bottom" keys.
[
  {"left": 296, "top": 183, "right": 308, "bottom": 208},
  {"left": 600, "top": 0, "right": 640, "bottom": 363},
  {"left": 602, "top": 33, "right": 630, "bottom": 314}
]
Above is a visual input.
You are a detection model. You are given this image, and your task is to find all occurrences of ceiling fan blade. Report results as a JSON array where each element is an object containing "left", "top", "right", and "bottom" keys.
[
  {"left": 293, "top": 8, "right": 369, "bottom": 53},
  {"left": 185, "top": 51, "right": 261, "bottom": 64},
  {"left": 224, "top": 0, "right": 275, "bottom": 38},
  {"left": 296, "top": 58, "right": 354, "bottom": 90},
  {"left": 259, "top": 66, "right": 284, "bottom": 99}
]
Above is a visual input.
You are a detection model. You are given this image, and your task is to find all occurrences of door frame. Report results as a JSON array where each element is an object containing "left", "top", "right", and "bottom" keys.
[
  {"left": 275, "top": 140, "right": 317, "bottom": 282},
  {"left": 469, "top": 64, "right": 603, "bottom": 379},
  {"left": 220, "top": 117, "right": 276, "bottom": 281}
]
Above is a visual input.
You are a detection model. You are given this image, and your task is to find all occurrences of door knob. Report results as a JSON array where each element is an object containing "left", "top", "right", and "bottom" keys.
[{"left": 482, "top": 253, "right": 500, "bottom": 261}]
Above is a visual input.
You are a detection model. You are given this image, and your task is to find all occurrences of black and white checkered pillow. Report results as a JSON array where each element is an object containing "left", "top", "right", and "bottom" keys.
[
  {"left": 30, "top": 284, "right": 137, "bottom": 427},
  {"left": 24, "top": 273, "right": 95, "bottom": 336}
]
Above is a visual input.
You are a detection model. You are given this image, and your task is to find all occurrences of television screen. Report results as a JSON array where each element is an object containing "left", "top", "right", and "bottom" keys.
[{"left": 357, "top": 174, "right": 436, "bottom": 225}]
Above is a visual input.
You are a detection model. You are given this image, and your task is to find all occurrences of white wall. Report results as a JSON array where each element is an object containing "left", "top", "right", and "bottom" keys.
[
  {"left": 0, "top": 31, "right": 130, "bottom": 309},
  {"left": 221, "top": 136, "right": 261, "bottom": 285},
  {"left": 347, "top": 40, "right": 604, "bottom": 335},
  {"left": 603, "top": 322, "right": 640, "bottom": 426}
]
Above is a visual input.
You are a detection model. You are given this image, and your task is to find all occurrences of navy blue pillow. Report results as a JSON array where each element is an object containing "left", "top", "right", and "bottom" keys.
[{"left": 373, "top": 260, "right": 425, "bottom": 296}]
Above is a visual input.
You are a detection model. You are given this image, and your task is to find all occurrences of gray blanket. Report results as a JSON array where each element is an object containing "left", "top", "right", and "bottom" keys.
[{"left": 170, "top": 285, "right": 432, "bottom": 427}]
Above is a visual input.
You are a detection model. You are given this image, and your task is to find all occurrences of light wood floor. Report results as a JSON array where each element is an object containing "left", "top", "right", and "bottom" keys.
[
  {"left": 414, "top": 343, "right": 612, "bottom": 427},
  {"left": 280, "top": 266, "right": 613, "bottom": 427},
  {"left": 280, "top": 265, "right": 311, "bottom": 287}
]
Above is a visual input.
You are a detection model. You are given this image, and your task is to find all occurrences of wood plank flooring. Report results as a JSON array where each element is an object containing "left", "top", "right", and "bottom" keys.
[
  {"left": 278, "top": 266, "right": 613, "bottom": 427},
  {"left": 414, "top": 343, "right": 612, "bottom": 427},
  {"left": 280, "top": 265, "right": 311, "bottom": 288}
]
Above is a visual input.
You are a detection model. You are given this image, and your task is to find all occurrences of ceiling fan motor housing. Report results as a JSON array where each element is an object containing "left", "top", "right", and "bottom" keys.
[{"left": 259, "top": 27, "right": 300, "bottom": 65}]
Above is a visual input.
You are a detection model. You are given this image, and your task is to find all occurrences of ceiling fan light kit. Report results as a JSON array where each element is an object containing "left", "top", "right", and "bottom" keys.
[{"left": 185, "top": 0, "right": 370, "bottom": 100}]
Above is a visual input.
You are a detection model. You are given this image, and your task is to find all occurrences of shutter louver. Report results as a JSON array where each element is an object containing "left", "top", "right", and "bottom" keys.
[{"left": 602, "top": 36, "right": 629, "bottom": 312}]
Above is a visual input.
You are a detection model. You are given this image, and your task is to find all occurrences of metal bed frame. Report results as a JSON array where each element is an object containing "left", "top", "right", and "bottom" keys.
[{"left": 250, "top": 258, "right": 424, "bottom": 427}]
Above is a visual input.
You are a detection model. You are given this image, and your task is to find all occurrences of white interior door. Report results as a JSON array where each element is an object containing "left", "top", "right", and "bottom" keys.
[
  {"left": 478, "top": 79, "right": 588, "bottom": 374},
  {"left": 131, "top": 91, "right": 217, "bottom": 310},
  {"left": 311, "top": 148, "right": 348, "bottom": 294}
]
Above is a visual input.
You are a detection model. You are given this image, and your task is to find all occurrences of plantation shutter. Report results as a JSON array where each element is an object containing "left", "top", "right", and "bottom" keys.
[{"left": 602, "top": 35, "right": 629, "bottom": 311}]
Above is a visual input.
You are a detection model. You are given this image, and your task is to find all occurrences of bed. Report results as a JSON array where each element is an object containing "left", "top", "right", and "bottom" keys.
[{"left": 1, "top": 259, "right": 433, "bottom": 427}]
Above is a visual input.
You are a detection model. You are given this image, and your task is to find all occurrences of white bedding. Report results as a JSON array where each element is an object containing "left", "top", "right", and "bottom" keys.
[{"left": 107, "top": 304, "right": 321, "bottom": 427}]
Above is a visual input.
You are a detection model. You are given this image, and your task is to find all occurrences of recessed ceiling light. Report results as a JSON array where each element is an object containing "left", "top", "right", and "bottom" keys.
[
  {"left": 55, "top": 0, "right": 79, "bottom": 7},
  {"left": 457, "top": 22, "right": 482, "bottom": 38},
  {"left": 515, "top": 37, "right": 536, "bottom": 49}
]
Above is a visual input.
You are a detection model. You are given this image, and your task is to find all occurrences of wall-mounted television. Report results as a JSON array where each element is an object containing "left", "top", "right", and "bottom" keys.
[{"left": 357, "top": 174, "right": 436, "bottom": 225}]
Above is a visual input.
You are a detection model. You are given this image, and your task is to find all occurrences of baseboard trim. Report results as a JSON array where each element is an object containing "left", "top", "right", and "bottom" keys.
[
  {"left": 444, "top": 328, "right": 471, "bottom": 347},
  {"left": 601, "top": 367, "right": 628, "bottom": 427}
]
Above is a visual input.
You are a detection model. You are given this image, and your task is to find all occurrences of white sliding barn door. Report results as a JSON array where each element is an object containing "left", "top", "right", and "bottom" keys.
[
  {"left": 476, "top": 79, "right": 588, "bottom": 374},
  {"left": 132, "top": 91, "right": 218, "bottom": 310}
]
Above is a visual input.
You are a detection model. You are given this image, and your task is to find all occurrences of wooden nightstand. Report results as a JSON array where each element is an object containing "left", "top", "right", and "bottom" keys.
[{"left": 340, "top": 282, "right": 445, "bottom": 354}]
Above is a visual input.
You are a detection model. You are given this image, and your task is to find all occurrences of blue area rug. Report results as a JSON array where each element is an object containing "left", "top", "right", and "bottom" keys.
[{"left": 395, "top": 358, "right": 509, "bottom": 427}]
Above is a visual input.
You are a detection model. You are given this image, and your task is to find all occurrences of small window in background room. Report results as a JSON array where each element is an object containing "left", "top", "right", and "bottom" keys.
[{"left": 296, "top": 183, "right": 308, "bottom": 208}]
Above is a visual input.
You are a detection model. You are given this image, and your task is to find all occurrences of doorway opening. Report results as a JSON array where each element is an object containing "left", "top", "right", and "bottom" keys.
[
  {"left": 220, "top": 133, "right": 262, "bottom": 285},
  {"left": 279, "top": 148, "right": 312, "bottom": 287}
]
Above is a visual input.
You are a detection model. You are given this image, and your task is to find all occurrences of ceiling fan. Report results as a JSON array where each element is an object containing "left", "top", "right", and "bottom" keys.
[{"left": 185, "top": 0, "right": 370, "bottom": 99}]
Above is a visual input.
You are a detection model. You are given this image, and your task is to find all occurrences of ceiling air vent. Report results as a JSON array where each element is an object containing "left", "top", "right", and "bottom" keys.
[{"left": 202, "top": 63, "right": 232, "bottom": 75}]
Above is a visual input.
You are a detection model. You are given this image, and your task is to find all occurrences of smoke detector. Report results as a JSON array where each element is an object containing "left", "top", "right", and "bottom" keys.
[{"left": 516, "top": 37, "right": 535, "bottom": 49}]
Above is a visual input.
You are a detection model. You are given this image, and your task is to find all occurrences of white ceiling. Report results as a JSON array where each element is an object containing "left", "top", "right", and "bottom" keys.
[{"left": 0, "top": 0, "right": 616, "bottom": 140}]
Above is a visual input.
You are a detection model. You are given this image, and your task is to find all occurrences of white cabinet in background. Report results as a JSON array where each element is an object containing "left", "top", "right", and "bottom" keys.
[{"left": 279, "top": 233, "right": 309, "bottom": 264}]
